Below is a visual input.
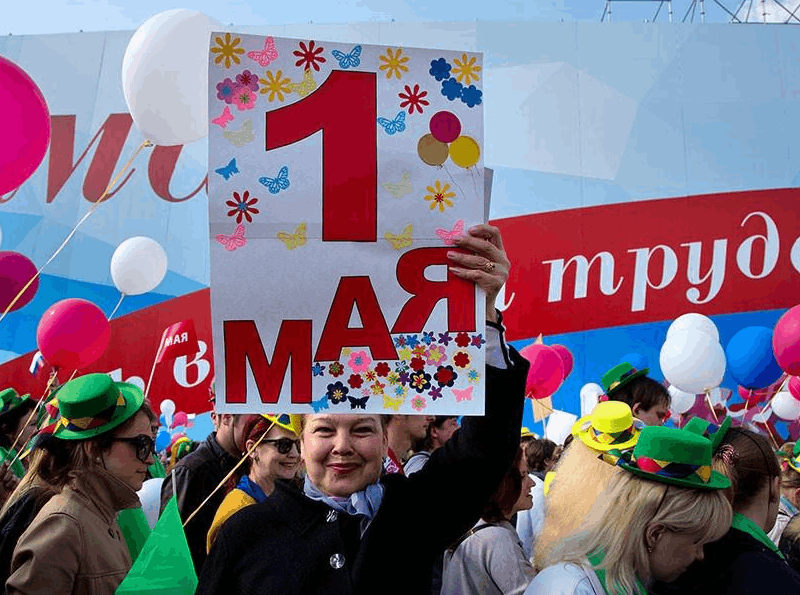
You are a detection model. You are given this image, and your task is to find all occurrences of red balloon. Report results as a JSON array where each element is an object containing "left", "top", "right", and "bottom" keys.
[
  {"left": 774, "top": 305, "right": 800, "bottom": 376},
  {"left": 790, "top": 377, "right": 800, "bottom": 401},
  {"left": 429, "top": 111, "right": 461, "bottom": 144},
  {"left": 36, "top": 299, "right": 110, "bottom": 370},
  {"left": 0, "top": 56, "right": 51, "bottom": 195},
  {"left": 550, "top": 344, "right": 574, "bottom": 379},
  {"left": 737, "top": 385, "right": 769, "bottom": 405},
  {"left": 0, "top": 251, "right": 39, "bottom": 312},
  {"left": 519, "top": 343, "right": 564, "bottom": 400}
]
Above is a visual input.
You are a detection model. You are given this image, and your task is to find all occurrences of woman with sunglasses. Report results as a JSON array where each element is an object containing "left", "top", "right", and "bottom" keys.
[
  {"left": 6, "top": 373, "right": 156, "bottom": 595},
  {"left": 207, "top": 414, "right": 301, "bottom": 551}
]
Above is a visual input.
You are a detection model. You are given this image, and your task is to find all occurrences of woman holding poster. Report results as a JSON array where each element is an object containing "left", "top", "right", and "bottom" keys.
[{"left": 196, "top": 224, "right": 527, "bottom": 595}]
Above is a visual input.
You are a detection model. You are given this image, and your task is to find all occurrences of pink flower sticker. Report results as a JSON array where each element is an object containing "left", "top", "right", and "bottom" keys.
[
  {"left": 426, "top": 344, "right": 446, "bottom": 366},
  {"left": 411, "top": 395, "right": 427, "bottom": 411},
  {"left": 348, "top": 350, "right": 372, "bottom": 373}
]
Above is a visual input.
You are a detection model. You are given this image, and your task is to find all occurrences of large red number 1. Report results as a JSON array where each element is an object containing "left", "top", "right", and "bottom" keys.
[{"left": 265, "top": 70, "right": 377, "bottom": 242}]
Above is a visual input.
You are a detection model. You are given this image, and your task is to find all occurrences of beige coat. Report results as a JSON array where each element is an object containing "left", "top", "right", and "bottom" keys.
[{"left": 6, "top": 466, "right": 140, "bottom": 595}]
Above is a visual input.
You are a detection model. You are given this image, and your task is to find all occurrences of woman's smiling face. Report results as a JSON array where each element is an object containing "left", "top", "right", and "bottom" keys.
[{"left": 301, "top": 415, "right": 387, "bottom": 497}]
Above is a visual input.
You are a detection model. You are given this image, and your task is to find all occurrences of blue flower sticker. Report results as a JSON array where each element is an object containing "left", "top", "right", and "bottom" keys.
[
  {"left": 421, "top": 331, "right": 435, "bottom": 345},
  {"left": 312, "top": 362, "right": 325, "bottom": 377},
  {"left": 405, "top": 334, "right": 420, "bottom": 349},
  {"left": 441, "top": 78, "right": 463, "bottom": 101},
  {"left": 429, "top": 58, "right": 452, "bottom": 81},
  {"left": 460, "top": 85, "right": 482, "bottom": 108},
  {"left": 326, "top": 381, "right": 349, "bottom": 404}
]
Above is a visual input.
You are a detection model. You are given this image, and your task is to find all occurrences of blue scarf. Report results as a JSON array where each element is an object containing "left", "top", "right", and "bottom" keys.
[
  {"left": 237, "top": 475, "right": 270, "bottom": 504},
  {"left": 303, "top": 475, "right": 385, "bottom": 522}
]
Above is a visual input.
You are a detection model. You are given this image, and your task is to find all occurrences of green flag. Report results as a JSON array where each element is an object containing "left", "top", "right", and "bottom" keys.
[
  {"left": 117, "top": 507, "right": 151, "bottom": 562},
  {"left": 116, "top": 495, "right": 197, "bottom": 595},
  {"left": 147, "top": 457, "right": 166, "bottom": 479}
]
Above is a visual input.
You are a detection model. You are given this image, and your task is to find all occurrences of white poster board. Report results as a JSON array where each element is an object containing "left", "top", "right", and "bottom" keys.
[{"left": 208, "top": 33, "right": 485, "bottom": 414}]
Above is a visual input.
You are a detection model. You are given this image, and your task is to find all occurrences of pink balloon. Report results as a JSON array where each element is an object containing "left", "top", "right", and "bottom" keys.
[
  {"left": 737, "top": 385, "right": 768, "bottom": 405},
  {"left": 0, "top": 56, "right": 51, "bottom": 195},
  {"left": 0, "top": 251, "right": 39, "bottom": 312},
  {"left": 790, "top": 377, "right": 800, "bottom": 401},
  {"left": 429, "top": 111, "right": 461, "bottom": 144},
  {"left": 550, "top": 344, "right": 574, "bottom": 379},
  {"left": 171, "top": 411, "right": 189, "bottom": 429},
  {"left": 36, "top": 299, "right": 110, "bottom": 370},
  {"left": 519, "top": 343, "right": 564, "bottom": 400},
  {"left": 774, "top": 305, "right": 800, "bottom": 376}
]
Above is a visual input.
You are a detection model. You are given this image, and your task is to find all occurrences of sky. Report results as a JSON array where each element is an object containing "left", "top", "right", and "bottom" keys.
[{"left": 3, "top": 0, "right": 758, "bottom": 36}]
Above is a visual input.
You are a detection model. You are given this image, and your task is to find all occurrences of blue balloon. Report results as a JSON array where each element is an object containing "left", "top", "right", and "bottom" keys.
[
  {"left": 726, "top": 326, "right": 783, "bottom": 389},
  {"left": 159, "top": 414, "right": 167, "bottom": 427},
  {"left": 620, "top": 352, "right": 648, "bottom": 372},
  {"left": 155, "top": 430, "right": 171, "bottom": 453}
]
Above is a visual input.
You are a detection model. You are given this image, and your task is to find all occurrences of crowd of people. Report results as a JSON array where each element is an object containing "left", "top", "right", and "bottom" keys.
[{"left": 0, "top": 224, "right": 799, "bottom": 594}]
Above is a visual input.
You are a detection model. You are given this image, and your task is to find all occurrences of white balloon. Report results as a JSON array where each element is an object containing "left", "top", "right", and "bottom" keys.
[
  {"left": 110, "top": 236, "right": 168, "bottom": 295},
  {"left": 122, "top": 9, "right": 214, "bottom": 146},
  {"left": 137, "top": 477, "right": 164, "bottom": 530},
  {"left": 660, "top": 330, "right": 726, "bottom": 394},
  {"left": 544, "top": 410, "right": 578, "bottom": 445},
  {"left": 160, "top": 398, "right": 176, "bottom": 416},
  {"left": 666, "top": 313, "right": 720, "bottom": 343},
  {"left": 579, "top": 383, "right": 605, "bottom": 417},
  {"left": 772, "top": 391, "right": 800, "bottom": 421},
  {"left": 667, "top": 385, "right": 696, "bottom": 415}
]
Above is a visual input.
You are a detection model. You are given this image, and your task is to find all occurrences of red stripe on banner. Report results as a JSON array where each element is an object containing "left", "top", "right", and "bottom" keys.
[{"left": 492, "top": 188, "right": 800, "bottom": 340}]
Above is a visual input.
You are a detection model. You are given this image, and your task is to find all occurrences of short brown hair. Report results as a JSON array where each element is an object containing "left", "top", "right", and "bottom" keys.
[
  {"left": 608, "top": 376, "right": 670, "bottom": 411},
  {"left": 526, "top": 438, "right": 557, "bottom": 473},
  {"left": 481, "top": 446, "right": 524, "bottom": 522},
  {"left": 714, "top": 427, "right": 781, "bottom": 509}
]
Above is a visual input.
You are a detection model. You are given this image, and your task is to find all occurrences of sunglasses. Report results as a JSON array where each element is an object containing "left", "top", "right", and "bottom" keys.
[
  {"left": 262, "top": 437, "right": 301, "bottom": 454},
  {"left": 113, "top": 434, "right": 156, "bottom": 463}
]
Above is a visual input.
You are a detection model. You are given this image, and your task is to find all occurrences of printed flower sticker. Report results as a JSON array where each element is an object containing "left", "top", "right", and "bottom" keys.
[
  {"left": 226, "top": 191, "right": 260, "bottom": 223},
  {"left": 426, "top": 345, "right": 446, "bottom": 366},
  {"left": 452, "top": 53, "right": 481, "bottom": 85},
  {"left": 326, "top": 381, "right": 349, "bottom": 404},
  {"left": 424, "top": 181, "right": 455, "bottom": 212},
  {"left": 212, "top": 33, "right": 246, "bottom": 68},
  {"left": 259, "top": 70, "right": 293, "bottom": 102},
  {"left": 232, "top": 87, "right": 257, "bottom": 111},
  {"left": 380, "top": 48, "right": 410, "bottom": 80},
  {"left": 293, "top": 41, "right": 326, "bottom": 71},
  {"left": 429, "top": 58, "right": 452, "bottom": 81},
  {"left": 441, "top": 78, "right": 463, "bottom": 101},
  {"left": 348, "top": 351, "right": 372, "bottom": 374},
  {"left": 312, "top": 363, "right": 325, "bottom": 376},
  {"left": 411, "top": 395, "right": 427, "bottom": 411},
  {"left": 398, "top": 84, "right": 429, "bottom": 114},
  {"left": 329, "top": 362, "right": 344, "bottom": 377},
  {"left": 460, "top": 85, "right": 483, "bottom": 108},
  {"left": 348, "top": 374, "right": 364, "bottom": 389},
  {"left": 216, "top": 78, "right": 239, "bottom": 104},
  {"left": 236, "top": 70, "right": 260, "bottom": 92}
]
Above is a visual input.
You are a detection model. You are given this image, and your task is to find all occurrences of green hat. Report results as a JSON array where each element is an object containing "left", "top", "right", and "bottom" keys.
[
  {"left": 781, "top": 442, "right": 800, "bottom": 474},
  {"left": 617, "top": 426, "right": 730, "bottom": 490},
  {"left": 51, "top": 374, "right": 145, "bottom": 440},
  {"left": 602, "top": 363, "right": 648, "bottom": 395},
  {"left": 0, "top": 388, "right": 31, "bottom": 416},
  {"left": 684, "top": 416, "right": 732, "bottom": 452}
]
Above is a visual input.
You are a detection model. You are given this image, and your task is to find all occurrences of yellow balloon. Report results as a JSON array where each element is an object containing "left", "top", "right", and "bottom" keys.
[{"left": 449, "top": 136, "right": 481, "bottom": 168}]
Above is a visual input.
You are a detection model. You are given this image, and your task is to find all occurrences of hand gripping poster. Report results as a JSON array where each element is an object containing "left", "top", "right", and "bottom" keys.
[{"left": 208, "top": 33, "right": 485, "bottom": 415}]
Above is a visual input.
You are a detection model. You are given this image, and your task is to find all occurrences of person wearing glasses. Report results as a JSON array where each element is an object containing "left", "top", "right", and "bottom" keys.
[
  {"left": 5, "top": 373, "right": 156, "bottom": 595},
  {"left": 206, "top": 414, "right": 300, "bottom": 551}
]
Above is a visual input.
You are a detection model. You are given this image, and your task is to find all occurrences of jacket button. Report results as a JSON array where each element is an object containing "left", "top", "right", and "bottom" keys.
[
  {"left": 326, "top": 510, "right": 338, "bottom": 523},
  {"left": 329, "top": 553, "right": 345, "bottom": 569}
]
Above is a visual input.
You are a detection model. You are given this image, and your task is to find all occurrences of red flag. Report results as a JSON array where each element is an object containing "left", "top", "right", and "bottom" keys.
[{"left": 157, "top": 320, "right": 199, "bottom": 363}]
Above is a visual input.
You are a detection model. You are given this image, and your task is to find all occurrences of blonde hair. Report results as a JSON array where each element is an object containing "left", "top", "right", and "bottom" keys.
[
  {"left": 547, "top": 472, "right": 732, "bottom": 594},
  {"left": 534, "top": 439, "right": 618, "bottom": 569}
]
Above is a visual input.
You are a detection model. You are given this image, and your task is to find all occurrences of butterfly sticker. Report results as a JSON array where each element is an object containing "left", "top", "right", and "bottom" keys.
[
  {"left": 382, "top": 394, "right": 404, "bottom": 412},
  {"left": 453, "top": 387, "right": 474, "bottom": 402},
  {"left": 382, "top": 171, "right": 412, "bottom": 199},
  {"left": 248, "top": 36, "right": 278, "bottom": 67},
  {"left": 348, "top": 395, "right": 369, "bottom": 410},
  {"left": 215, "top": 224, "right": 247, "bottom": 252},
  {"left": 331, "top": 45, "right": 362, "bottom": 69},
  {"left": 276, "top": 222, "right": 307, "bottom": 250},
  {"left": 214, "top": 158, "right": 239, "bottom": 181},
  {"left": 435, "top": 220, "right": 465, "bottom": 245},
  {"left": 211, "top": 106, "right": 234, "bottom": 129},
  {"left": 384, "top": 224, "right": 413, "bottom": 250},
  {"left": 310, "top": 396, "right": 330, "bottom": 413},
  {"left": 377, "top": 112, "right": 406, "bottom": 135},
  {"left": 259, "top": 166, "right": 290, "bottom": 194},
  {"left": 223, "top": 119, "right": 255, "bottom": 148},
  {"left": 289, "top": 69, "right": 318, "bottom": 98}
]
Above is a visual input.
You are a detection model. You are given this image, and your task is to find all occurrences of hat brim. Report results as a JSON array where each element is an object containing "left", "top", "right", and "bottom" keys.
[
  {"left": 0, "top": 395, "right": 31, "bottom": 417},
  {"left": 606, "top": 368, "right": 649, "bottom": 394},
  {"left": 52, "top": 383, "right": 145, "bottom": 440},
  {"left": 709, "top": 416, "right": 732, "bottom": 451},
  {"left": 572, "top": 416, "right": 640, "bottom": 452},
  {"left": 617, "top": 460, "right": 731, "bottom": 490}
]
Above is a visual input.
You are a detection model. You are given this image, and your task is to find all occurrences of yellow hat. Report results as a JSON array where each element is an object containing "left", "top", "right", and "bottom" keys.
[
  {"left": 571, "top": 401, "right": 641, "bottom": 452},
  {"left": 521, "top": 426, "right": 535, "bottom": 438},
  {"left": 543, "top": 471, "right": 556, "bottom": 496},
  {"left": 262, "top": 413, "right": 301, "bottom": 436}
]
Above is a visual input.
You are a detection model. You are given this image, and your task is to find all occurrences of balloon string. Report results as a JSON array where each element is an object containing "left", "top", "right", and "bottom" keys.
[
  {"left": 759, "top": 374, "right": 789, "bottom": 417},
  {"left": 108, "top": 293, "right": 126, "bottom": 320},
  {"left": 183, "top": 420, "right": 276, "bottom": 528},
  {"left": 441, "top": 165, "right": 466, "bottom": 200},
  {"left": 0, "top": 140, "right": 153, "bottom": 328}
]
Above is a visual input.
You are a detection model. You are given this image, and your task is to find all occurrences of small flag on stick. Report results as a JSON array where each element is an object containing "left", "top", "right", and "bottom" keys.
[{"left": 157, "top": 320, "right": 199, "bottom": 363}]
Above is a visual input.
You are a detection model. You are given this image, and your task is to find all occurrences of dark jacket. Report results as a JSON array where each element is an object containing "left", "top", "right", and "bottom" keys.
[
  {"left": 780, "top": 515, "right": 800, "bottom": 575},
  {"left": 160, "top": 431, "right": 239, "bottom": 574},
  {"left": 653, "top": 526, "right": 800, "bottom": 595},
  {"left": 196, "top": 347, "right": 528, "bottom": 595},
  {"left": 0, "top": 486, "right": 54, "bottom": 588}
]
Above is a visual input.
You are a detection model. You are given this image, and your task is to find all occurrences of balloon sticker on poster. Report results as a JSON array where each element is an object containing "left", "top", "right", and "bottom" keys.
[{"left": 208, "top": 36, "right": 485, "bottom": 414}]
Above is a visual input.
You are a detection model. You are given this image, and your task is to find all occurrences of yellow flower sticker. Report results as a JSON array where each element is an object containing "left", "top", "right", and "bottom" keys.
[
  {"left": 259, "top": 70, "right": 294, "bottom": 102},
  {"left": 379, "top": 48, "right": 410, "bottom": 80},
  {"left": 211, "top": 33, "right": 245, "bottom": 68},
  {"left": 424, "top": 181, "right": 456, "bottom": 212},
  {"left": 452, "top": 53, "right": 481, "bottom": 85}
]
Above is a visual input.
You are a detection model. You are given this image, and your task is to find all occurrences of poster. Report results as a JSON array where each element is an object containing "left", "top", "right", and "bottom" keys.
[{"left": 208, "top": 34, "right": 486, "bottom": 414}]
